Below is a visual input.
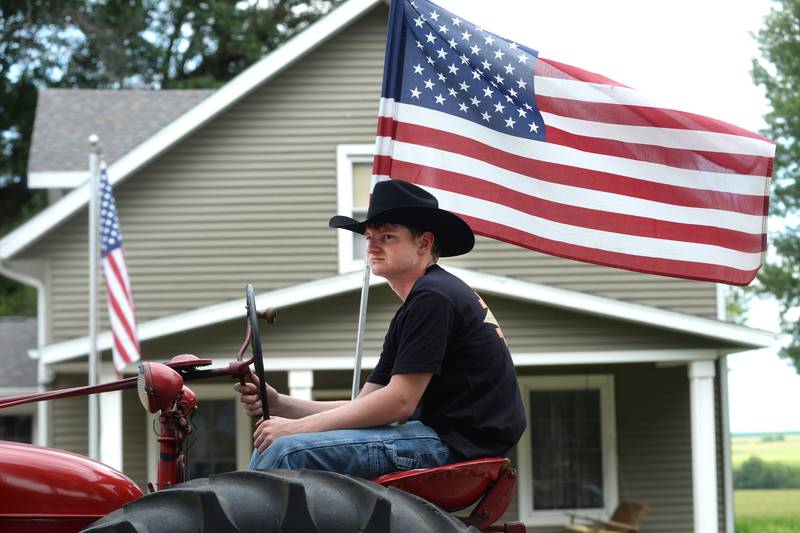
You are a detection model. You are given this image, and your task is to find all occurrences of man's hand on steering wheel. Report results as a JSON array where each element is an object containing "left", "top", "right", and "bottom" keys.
[{"left": 234, "top": 372, "right": 281, "bottom": 419}]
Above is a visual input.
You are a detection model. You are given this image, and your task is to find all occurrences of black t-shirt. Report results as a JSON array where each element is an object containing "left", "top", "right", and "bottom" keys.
[{"left": 367, "top": 265, "right": 526, "bottom": 459}]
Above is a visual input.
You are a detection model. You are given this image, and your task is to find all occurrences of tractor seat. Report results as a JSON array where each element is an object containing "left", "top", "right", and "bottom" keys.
[{"left": 371, "top": 457, "right": 510, "bottom": 511}]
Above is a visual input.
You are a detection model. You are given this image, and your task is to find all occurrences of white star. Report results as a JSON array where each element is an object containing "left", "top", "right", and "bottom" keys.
[
  {"left": 413, "top": 63, "right": 424, "bottom": 75},
  {"left": 472, "top": 70, "right": 482, "bottom": 80},
  {"left": 416, "top": 40, "right": 424, "bottom": 50},
  {"left": 435, "top": 93, "right": 446, "bottom": 105},
  {"left": 448, "top": 63, "right": 459, "bottom": 75},
  {"left": 470, "top": 44, "right": 481, "bottom": 55},
  {"left": 452, "top": 17, "right": 462, "bottom": 27},
  {"left": 414, "top": 16, "right": 425, "bottom": 28},
  {"left": 508, "top": 42, "right": 519, "bottom": 50},
  {"left": 505, "top": 94, "right": 513, "bottom": 103},
  {"left": 481, "top": 59, "right": 491, "bottom": 70},
  {"left": 470, "top": 96, "right": 481, "bottom": 106},
  {"left": 430, "top": 10, "right": 440, "bottom": 21},
  {"left": 425, "top": 32, "right": 436, "bottom": 43},
  {"left": 448, "top": 37, "right": 458, "bottom": 49},
  {"left": 448, "top": 87, "right": 458, "bottom": 97},
  {"left": 494, "top": 49, "right": 505, "bottom": 60},
  {"left": 459, "top": 81, "right": 470, "bottom": 92},
  {"left": 529, "top": 122, "right": 539, "bottom": 133},
  {"left": 509, "top": 87, "right": 518, "bottom": 98},
  {"left": 483, "top": 86, "right": 493, "bottom": 97},
  {"left": 505, "top": 117, "right": 516, "bottom": 128},
  {"left": 504, "top": 63, "right": 515, "bottom": 75},
  {"left": 484, "top": 35, "right": 495, "bottom": 45},
  {"left": 494, "top": 101, "right": 506, "bottom": 113},
  {"left": 517, "top": 78, "right": 527, "bottom": 89},
  {"left": 460, "top": 54, "right": 469, "bottom": 65},
  {"left": 424, "top": 78, "right": 435, "bottom": 89},
  {"left": 438, "top": 24, "right": 449, "bottom": 34},
  {"left": 517, "top": 53, "right": 529, "bottom": 64},
  {"left": 524, "top": 102, "right": 533, "bottom": 110},
  {"left": 494, "top": 73, "right": 505, "bottom": 85},
  {"left": 436, "top": 47, "right": 448, "bottom": 59},
  {"left": 461, "top": 29, "right": 472, "bottom": 41},
  {"left": 517, "top": 108, "right": 528, "bottom": 118},
  {"left": 458, "top": 102, "right": 469, "bottom": 112},
  {"left": 437, "top": 72, "right": 447, "bottom": 82},
  {"left": 410, "top": 87, "right": 421, "bottom": 98},
  {"left": 426, "top": 55, "right": 435, "bottom": 65},
  {"left": 481, "top": 111, "right": 492, "bottom": 122}
]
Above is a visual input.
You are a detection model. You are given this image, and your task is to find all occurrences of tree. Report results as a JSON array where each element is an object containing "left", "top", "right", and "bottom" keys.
[
  {"left": 752, "top": 0, "right": 800, "bottom": 372},
  {"left": 0, "top": 0, "right": 343, "bottom": 315}
]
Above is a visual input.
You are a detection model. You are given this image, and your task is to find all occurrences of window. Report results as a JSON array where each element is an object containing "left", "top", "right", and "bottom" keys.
[
  {"left": 0, "top": 415, "right": 33, "bottom": 443},
  {"left": 336, "top": 144, "right": 375, "bottom": 273},
  {"left": 517, "top": 375, "right": 618, "bottom": 526}
]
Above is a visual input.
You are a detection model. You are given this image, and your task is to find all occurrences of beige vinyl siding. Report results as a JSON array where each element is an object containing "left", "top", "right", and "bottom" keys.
[{"left": 50, "top": 374, "right": 89, "bottom": 456}]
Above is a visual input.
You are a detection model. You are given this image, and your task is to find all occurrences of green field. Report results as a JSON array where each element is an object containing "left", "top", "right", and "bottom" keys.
[
  {"left": 732, "top": 433, "right": 800, "bottom": 468},
  {"left": 735, "top": 489, "right": 800, "bottom": 517}
]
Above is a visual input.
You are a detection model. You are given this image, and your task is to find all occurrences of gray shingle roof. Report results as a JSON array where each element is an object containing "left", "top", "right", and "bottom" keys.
[
  {"left": 28, "top": 89, "right": 213, "bottom": 174},
  {"left": 0, "top": 317, "right": 37, "bottom": 388}
]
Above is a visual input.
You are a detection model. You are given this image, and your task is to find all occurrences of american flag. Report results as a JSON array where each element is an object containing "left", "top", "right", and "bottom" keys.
[
  {"left": 374, "top": 0, "right": 775, "bottom": 285},
  {"left": 100, "top": 168, "right": 140, "bottom": 373}
]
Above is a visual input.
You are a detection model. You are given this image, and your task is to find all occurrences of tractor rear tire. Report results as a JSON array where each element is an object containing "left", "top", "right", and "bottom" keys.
[{"left": 83, "top": 469, "right": 478, "bottom": 533}]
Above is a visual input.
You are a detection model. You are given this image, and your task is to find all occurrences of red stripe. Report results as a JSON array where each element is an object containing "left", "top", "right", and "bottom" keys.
[
  {"left": 378, "top": 118, "right": 768, "bottom": 216},
  {"left": 459, "top": 214, "right": 760, "bottom": 286},
  {"left": 545, "top": 125, "right": 771, "bottom": 178},
  {"left": 111, "top": 332, "right": 134, "bottom": 367},
  {"left": 537, "top": 95, "right": 772, "bottom": 144},
  {"left": 106, "top": 252, "right": 132, "bottom": 302},
  {"left": 537, "top": 57, "right": 629, "bottom": 87},
  {"left": 105, "top": 275, "right": 139, "bottom": 353},
  {"left": 388, "top": 161, "right": 765, "bottom": 253}
]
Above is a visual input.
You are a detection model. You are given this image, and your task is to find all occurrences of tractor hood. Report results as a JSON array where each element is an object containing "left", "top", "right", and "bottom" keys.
[{"left": 0, "top": 440, "right": 143, "bottom": 532}]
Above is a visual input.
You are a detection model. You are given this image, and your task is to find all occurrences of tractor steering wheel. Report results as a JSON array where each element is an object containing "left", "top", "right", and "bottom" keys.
[{"left": 245, "top": 284, "right": 270, "bottom": 420}]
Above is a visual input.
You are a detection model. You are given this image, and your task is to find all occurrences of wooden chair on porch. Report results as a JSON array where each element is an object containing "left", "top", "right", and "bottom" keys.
[{"left": 562, "top": 501, "right": 649, "bottom": 533}]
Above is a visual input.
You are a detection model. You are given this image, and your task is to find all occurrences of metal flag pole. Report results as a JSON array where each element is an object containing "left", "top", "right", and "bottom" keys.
[
  {"left": 88, "top": 135, "right": 101, "bottom": 461},
  {"left": 351, "top": 262, "right": 370, "bottom": 400}
]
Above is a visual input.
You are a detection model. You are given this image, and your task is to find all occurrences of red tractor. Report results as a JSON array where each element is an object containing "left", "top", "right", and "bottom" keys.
[{"left": 0, "top": 286, "right": 524, "bottom": 532}]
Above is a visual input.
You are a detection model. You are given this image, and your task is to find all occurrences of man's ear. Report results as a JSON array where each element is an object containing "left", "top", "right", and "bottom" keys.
[{"left": 417, "top": 231, "right": 435, "bottom": 255}]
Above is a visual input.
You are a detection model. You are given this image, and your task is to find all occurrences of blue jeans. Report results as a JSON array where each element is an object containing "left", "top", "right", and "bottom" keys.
[{"left": 249, "top": 420, "right": 462, "bottom": 478}]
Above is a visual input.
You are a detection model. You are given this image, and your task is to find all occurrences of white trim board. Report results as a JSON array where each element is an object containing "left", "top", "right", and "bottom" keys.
[
  {"left": 28, "top": 171, "right": 89, "bottom": 189},
  {"left": 33, "top": 267, "right": 773, "bottom": 366},
  {"left": 0, "top": 0, "right": 382, "bottom": 260}
]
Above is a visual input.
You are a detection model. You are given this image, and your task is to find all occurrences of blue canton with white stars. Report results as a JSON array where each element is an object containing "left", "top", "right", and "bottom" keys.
[
  {"left": 99, "top": 169, "right": 124, "bottom": 258},
  {"left": 396, "top": 0, "right": 545, "bottom": 140}
]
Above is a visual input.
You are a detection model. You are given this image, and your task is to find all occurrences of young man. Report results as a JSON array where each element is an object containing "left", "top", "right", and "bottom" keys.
[{"left": 237, "top": 179, "right": 526, "bottom": 478}]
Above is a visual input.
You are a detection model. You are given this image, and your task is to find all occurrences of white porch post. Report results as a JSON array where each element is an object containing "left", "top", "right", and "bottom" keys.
[
  {"left": 99, "top": 368, "right": 123, "bottom": 470},
  {"left": 688, "top": 360, "right": 719, "bottom": 533},
  {"left": 289, "top": 370, "right": 314, "bottom": 401}
]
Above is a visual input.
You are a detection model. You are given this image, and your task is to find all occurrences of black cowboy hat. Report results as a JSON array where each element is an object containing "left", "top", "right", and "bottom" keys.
[{"left": 328, "top": 179, "right": 474, "bottom": 257}]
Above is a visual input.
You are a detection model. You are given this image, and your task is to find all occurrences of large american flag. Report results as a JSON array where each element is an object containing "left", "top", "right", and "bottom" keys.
[
  {"left": 100, "top": 168, "right": 140, "bottom": 373},
  {"left": 374, "top": 0, "right": 774, "bottom": 285}
]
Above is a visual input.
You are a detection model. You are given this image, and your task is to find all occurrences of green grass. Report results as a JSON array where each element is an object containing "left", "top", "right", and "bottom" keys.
[
  {"left": 732, "top": 433, "right": 800, "bottom": 468},
  {"left": 736, "top": 515, "right": 800, "bottom": 533}
]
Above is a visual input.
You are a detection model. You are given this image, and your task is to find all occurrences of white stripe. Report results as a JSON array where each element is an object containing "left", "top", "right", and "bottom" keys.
[
  {"left": 541, "top": 111, "right": 775, "bottom": 157},
  {"left": 108, "top": 306, "right": 140, "bottom": 363},
  {"left": 378, "top": 99, "right": 769, "bottom": 196},
  {"left": 112, "top": 249, "right": 133, "bottom": 297},
  {"left": 103, "top": 256, "right": 136, "bottom": 329},
  {"left": 387, "top": 141, "right": 764, "bottom": 234},
  {"left": 535, "top": 76, "right": 774, "bottom": 156},
  {"left": 422, "top": 186, "right": 762, "bottom": 271}
]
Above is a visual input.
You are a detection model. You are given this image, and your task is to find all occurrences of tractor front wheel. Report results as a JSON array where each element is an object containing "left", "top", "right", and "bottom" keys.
[{"left": 83, "top": 469, "right": 478, "bottom": 533}]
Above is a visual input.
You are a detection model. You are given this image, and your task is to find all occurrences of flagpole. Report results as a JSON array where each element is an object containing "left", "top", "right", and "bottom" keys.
[
  {"left": 351, "top": 262, "right": 370, "bottom": 400},
  {"left": 88, "top": 134, "right": 101, "bottom": 461}
]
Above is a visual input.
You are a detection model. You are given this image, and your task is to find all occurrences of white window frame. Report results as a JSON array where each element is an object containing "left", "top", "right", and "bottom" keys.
[
  {"left": 516, "top": 374, "right": 618, "bottom": 527},
  {"left": 336, "top": 144, "right": 375, "bottom": 273},
  {"left": 147, "top": 383, "right": 251, "bottom": 483}
]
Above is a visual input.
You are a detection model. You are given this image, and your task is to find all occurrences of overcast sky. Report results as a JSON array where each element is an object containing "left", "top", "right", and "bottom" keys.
[{"left": 430, "top": 0, "right": 800, "bottom": 433}]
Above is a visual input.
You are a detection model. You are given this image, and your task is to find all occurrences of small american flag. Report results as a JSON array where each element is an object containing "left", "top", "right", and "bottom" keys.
[
  {"left": 100, "top": 168, "right": 140, "bottom": 373},
  {"left": 374, "top": 0, "right": 775, "bottom": 285}
]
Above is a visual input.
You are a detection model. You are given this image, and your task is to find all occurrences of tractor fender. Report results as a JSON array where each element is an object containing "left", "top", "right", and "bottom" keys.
[{"left": 0, "top": 441, "right": 143, "bottom": 533}]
